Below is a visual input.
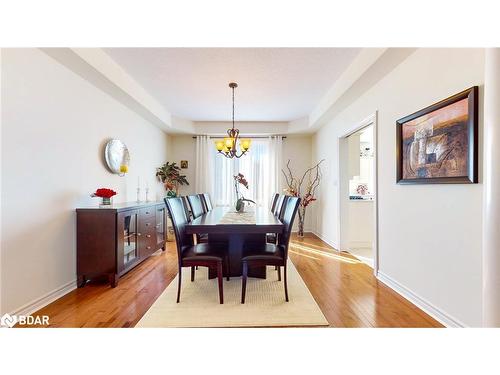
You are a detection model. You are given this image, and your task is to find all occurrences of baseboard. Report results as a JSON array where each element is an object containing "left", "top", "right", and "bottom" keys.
[
  {"left": 292, "top": 227, "right": 312, "bottom": 234},
  {"left": 377, "top": 271, "right": 466, "bottom": 328},
  {"left": 311, "top": 230, "right": 339, "bottom": 251},
  {"left": 9, "top": 279, "right": 77, "bottom": 317},
  {"left": 347, "top": 241, "right": 372, "bottom": 249}
]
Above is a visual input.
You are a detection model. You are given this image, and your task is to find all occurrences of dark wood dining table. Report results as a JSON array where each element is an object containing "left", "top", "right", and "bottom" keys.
[{"left": 185, "top": 206, "right": 283, "bottom": 279}]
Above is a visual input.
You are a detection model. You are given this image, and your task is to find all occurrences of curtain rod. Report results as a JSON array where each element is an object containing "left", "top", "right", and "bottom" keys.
[{"left": 191, "top": 135, "right": 287, "bottom": 139}]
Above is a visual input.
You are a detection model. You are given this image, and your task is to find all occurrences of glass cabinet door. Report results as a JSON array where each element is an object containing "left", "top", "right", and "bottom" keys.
[
  {"left": 156, "top": 207, "right": 166, "bottom": 246},
  {"left": 122, "top": 212, "right": 139, "bottom": 268}
]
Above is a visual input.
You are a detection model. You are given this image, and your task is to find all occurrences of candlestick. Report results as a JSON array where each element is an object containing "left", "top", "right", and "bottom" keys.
[{"left": 136, "top": 187, "right": 141, "bottom": 203}]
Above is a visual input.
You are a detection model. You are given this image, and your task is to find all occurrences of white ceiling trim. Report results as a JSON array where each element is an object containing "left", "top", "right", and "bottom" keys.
[
  {"left": 41, "top": 48, "right": 196, "bottom": 134},
  {"left": 308, "top": 48, "right": 387, "bottom": 129},
  {"left": 41, "top": 48, "right": 416, "bottom": 136},
  {"left": 193, "top": 121, "right": 288, "bottom": 136}
]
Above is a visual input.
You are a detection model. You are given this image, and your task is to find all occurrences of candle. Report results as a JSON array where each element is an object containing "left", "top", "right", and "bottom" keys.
[{"left": 137, "top": 176, "right": 140, "bottom": 188}]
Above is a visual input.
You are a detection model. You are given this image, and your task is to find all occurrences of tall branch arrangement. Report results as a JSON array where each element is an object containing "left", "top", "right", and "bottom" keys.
[{"left": 282, "top": 159, "right": 325, "bottom": 236}]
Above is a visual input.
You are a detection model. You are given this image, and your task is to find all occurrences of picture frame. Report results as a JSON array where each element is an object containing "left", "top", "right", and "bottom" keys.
[
  {"left": 396, "top": 86, "right": 478, "bottom": 184},
  {"left": 180, "top": 160, "right": 188, "bottom": 169}
]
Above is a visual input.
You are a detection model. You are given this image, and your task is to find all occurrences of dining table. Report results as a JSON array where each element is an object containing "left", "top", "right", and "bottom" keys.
[{"left": 185, "top": 206, "right": 283, "bottom": 279}]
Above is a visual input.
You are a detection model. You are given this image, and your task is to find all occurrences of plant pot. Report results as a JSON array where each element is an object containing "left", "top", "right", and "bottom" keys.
[
  {"left": 235, "top": 198, "right": 245, "bottom": 213},
  {"left": 101, "top": 197, "right": 112, "bottom": 206},
  {"left": 297, "top": 205, "right": 306, "bottom": 237}
]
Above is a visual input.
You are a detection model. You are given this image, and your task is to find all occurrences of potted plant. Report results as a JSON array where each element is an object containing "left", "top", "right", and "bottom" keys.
[
  {"left": 156, "top": 162, "right": 189, "bottom": 197},
  {"left": 234, "top": 173, "right": 255, "bottom": 212}
]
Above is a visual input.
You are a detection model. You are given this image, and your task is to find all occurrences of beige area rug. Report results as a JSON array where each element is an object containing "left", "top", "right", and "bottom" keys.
[{"left": 136, "top": 262, "right": 328, "bottom": 327}]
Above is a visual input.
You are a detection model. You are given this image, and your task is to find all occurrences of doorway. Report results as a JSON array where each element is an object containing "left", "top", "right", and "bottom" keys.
[{"left": 338, "top": 113, "right": 378, "bottom": 272}]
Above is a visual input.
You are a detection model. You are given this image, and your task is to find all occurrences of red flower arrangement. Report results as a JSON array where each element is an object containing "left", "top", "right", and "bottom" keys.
[{"left": 91, "top": 188, "right": 117, "bottom": 199}]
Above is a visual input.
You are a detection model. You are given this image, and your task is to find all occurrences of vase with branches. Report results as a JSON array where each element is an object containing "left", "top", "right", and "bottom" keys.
[
  {"left": 156, "top": 162, "right": 189, "bottom": 197},
  {"left": 234, "top": 173, "right": 255, "bottom": 212},
  {"left": 282, "top": 159, "right": 325, "bottom": 237}
]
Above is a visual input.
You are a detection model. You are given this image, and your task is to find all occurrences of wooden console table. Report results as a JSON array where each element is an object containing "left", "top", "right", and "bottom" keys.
[{"left": 76, "top": 201, "right": 167, "bottom": 287}]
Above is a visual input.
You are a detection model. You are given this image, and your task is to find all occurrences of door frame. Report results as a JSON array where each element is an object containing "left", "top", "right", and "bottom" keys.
[{"left": 336, "top": 112, "right": 379, "bottom": 275}]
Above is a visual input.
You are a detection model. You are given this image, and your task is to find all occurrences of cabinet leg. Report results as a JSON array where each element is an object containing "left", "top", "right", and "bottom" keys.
[
  {"left": 109, "top": 273, "right": 119, "bottom": 288},
  {"left": 77, "top": 275, "right": 86, "bottom": 288}
]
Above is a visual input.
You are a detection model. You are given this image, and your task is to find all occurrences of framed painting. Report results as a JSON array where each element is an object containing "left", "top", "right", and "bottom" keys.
[
  {"left": 396, "top": 86, "right": 478, "bottom": 184},
  {"left": 180, "top": 160, "right": 188, "bottom": 169}
]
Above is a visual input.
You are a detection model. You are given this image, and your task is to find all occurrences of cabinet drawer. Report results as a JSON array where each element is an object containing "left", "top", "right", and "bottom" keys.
[
  {"left": 140, "top": 237, "right": 157, "bottom": 257},
  {"left": 140, "top": 207, "right": 155, "bottom": 218},
  {"left": 139, "top": 230, "right": 155, "bottom": 242},
  {"left": 139, "top": 219, "right": 155, "bottom": 234}
]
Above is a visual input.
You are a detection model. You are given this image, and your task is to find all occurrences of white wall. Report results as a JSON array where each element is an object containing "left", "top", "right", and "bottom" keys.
[
  {"left": 1, "top": 49, "right": 171, "bottom": 314},
  {"left": 312, "top": 48, "right": 484, "bottom": 326},
  {"left": 170, "top": 135, "right": 197, "bottom": 196},
  {"left": 282, "top": 135, "right": 313, "bottom": 231}
]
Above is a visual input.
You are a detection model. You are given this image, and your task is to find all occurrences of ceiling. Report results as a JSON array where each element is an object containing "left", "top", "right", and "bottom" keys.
[{"left": 103, "top": 48, "right": 361, "bottom": 122}]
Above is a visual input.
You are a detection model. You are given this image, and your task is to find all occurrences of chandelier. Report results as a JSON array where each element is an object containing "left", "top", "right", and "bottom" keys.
[{"left": 214, "top": 82, "right": 251, "bottom": 158}]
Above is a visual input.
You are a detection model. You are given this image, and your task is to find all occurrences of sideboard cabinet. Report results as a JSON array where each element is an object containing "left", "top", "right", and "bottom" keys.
[{"left": 76, "top": 201, "right": 167, "bottom": 287}]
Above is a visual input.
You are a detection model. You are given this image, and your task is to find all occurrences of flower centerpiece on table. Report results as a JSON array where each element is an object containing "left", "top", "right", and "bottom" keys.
[
  {"left": 234, "top": 173, "right": 255, "bottom": 212},
  {"left": 91, "top": 188, "right": 117, "bottom": 206}
]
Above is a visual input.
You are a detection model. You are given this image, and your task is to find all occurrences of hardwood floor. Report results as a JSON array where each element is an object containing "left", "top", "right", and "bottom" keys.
[{"left": 28, "top": 233, "right": 442, "bottom": 328}]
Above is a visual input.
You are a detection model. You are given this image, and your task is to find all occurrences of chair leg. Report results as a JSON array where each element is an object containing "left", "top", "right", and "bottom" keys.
[
  {"left": 241, "top": 261, "right": 248, "bottom": 304},
  {"left": 283, "top": 263, "right": 289, "bottom": 302},
  {"left": 191, "top": 266, "right": 195, "bottom": 282},
  {"left": 216, "top": 261, "right": 224, "bottom": 304},
  {"left": 177, "top": 267, "right": 182, "bottom": 303},
  {"left": 277, "top": 266, "right": 281, "bottom": 281},
  {"left": 225, "top": 255, "right": 230, "bottom": 281}
]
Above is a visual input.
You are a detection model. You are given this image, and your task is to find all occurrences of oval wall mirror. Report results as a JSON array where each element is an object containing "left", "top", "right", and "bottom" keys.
[{"left": 104, "top": 139, "right": 130, "bottom": 176}]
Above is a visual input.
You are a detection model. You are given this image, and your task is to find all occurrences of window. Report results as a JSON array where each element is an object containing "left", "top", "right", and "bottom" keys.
[{"left": 211, "top": 139, "right": 273, "bottom": 208}]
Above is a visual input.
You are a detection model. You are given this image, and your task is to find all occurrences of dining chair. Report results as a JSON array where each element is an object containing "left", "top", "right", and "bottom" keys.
[
  {"left": 164, "top": 197, "right": 229, "bottom": 304},
  {"left": 181, "top": 196, "right": 191, "bottom": 221},
  {"left": 270, "top": 193, "right": 279, "bottom": 212},
  {"left": 187, "top": 194, "right": 205, "bottom": 219},
  {"left": 272, "top": 194, "right": 285, "bottom": 216},
  {"left": 201, "top": 193, "right": 213, "bottom": 212},
  {"left": 187, "top": 194, "right": 209, "bottom": 244},
  {"left": 267, "top": 195, "right": 288, "bottom": 244},
  {"left": 241, "top": 196, "right": 301, "bottom": 303}
]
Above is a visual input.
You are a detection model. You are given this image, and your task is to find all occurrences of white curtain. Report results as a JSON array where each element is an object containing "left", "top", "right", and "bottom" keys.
[
  {"left": 210, "top": 136, "right": 283, "bottom": 208},
  {"left": 267, "top": 136, "right": 283, "bottom": 208},
  {"left": 195, "top": 135, "right": 213, "bottom": 196},
  {"left": 238, "top": 139, "right": 268, "bottom": 207},
  {"left": 212, "top": 148, "right": 238, "bottom": 206}
]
